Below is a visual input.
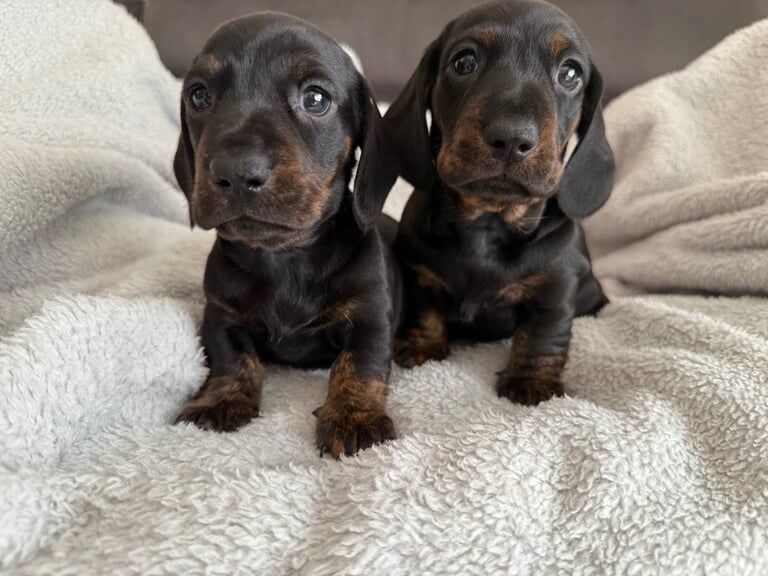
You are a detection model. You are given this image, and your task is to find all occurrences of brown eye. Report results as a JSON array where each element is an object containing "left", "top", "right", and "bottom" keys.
[
  {"left": 301, "top": 86, "right": 332, "bottom": 116},
  {"left": 557, "top": 61, "right": 582, "bottom": 91},
  {"left": 189, "top": 85, "right": 213, "bottom": 111},
  {"left": 453, "top": 50, "right": 477, "bottom": 75}
]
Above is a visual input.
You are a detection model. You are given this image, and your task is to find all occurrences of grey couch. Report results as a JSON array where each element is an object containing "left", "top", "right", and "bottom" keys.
[{"left": 119, "top": 0, "right": 767, "bottom": 100}]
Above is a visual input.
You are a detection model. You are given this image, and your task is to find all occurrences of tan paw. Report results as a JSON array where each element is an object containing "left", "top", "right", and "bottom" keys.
[
  {"left": 314, "top": 404, "right": 396, "bottom": 458},
  {"left": 394, "top": 338, "right": 448, "bottom": 368},
  {"left": 496, "top": 372, "right": 564, "bottom": 406},
  {"left": 175, "top": 384, "right": 259, "bottom": 432}
]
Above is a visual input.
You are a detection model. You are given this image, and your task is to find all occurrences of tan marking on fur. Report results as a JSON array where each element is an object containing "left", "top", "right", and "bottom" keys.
[
  {"left": 476, "top": 25, "right": 496, "bottom": 46},
  {"left": 314, "top": 298, "right": 358, "bottom": 327},
  {"left": 236, "top": 353, "right": 266, "bottom": 384},
  {"left": 497, "top": 330, "right": 567, "bottom": 404},
  {"left": 219, "top": 138, "right": 339, "bottom": 251},
  {"left": 191, "top": 131, "right": 228, "bottom": 225},
  {"left": 175, "top": 353, "right": 264, "bottom": 430},
  {"left": 196, "top": 54, "right": 222, "bottom": 75},
  {"left": 395, "top": 309, "right": 449, "bottom": 368},
  {"left": 458, "top": 193, "right": 508, "bottom": 220},
  {"left": 410, "top": 264, "right": 451, "bottom": 293},
  {"left": 501, "top": 202, "right": 533, "bottom": 227},
  {"left": 314, "top": 351, "right": 395, "bottom": 458},
  {"left": 273, "top": 145, "right": 331, "bottom": 223},
  {"left": 326, "top": 351, "right": 388, "bottom": 407},
  {"left": 436, "top": 94, "right": 489, "bottom": 184},
  {"left": 509, "top": 345, "right": 567, "bottom": 388},
  {"left": 292, "top": 57, "right": 313, "bottom": 78},
  {"left": 457, "top": 193, "right": 544, "bottom": 231},
  {"left": 496, "top": 273, "right": 548, "bottom": 303},
  {"left": 549, "top": 34, "right": 570, "bottom": 58},
  {"left": 522, "top": 110, "right": 564, "bottom": 192},
  {"left": 192, "top": 354, "right": 264, "bottom": 408}
]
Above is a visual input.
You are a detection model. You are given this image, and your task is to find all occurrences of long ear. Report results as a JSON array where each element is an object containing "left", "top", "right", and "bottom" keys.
[
  {"left": 351, "top": 76, "right": 399, "bottom": 231},
  {"left": 173, "top": 97, "right": 196, "bottom": 226},
  {"left": 382, "top": 36, "right": 443, "bottom": 191},
  {"left": 557, "top": 64, "right": 615, "bottom": 220}
]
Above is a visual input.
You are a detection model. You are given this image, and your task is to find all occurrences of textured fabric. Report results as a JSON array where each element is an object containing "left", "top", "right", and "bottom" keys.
[
  {"left": 585, "top": 18, "right": 768, "bottom": 297},
  {"left": 2, "top": 1, "right": 767, "bottom": 574},
  {"left": 4, "top": 295, "right": 768, "bottom": 575},
  {"left": 0, "top": 0, "right": 186, "bottom": 252}
]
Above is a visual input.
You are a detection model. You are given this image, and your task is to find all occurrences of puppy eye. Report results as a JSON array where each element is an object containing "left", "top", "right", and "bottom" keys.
[
  {"left": 301, "top": 86, "right": 332, "bottom": 116},
  {"left": 452, "top": 50, "right": 478, "bottom": 75},
  {"left": 189, "top": 85, "right": 213, "bottom": 111},
  {"left": 557, "top": 61, "right": 583, "bottom": 91}
]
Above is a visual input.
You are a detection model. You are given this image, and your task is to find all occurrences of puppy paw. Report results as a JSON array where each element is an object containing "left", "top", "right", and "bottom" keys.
[
  {"left": 314, "top": 404, "right": 395, "bottom": 458},
  {"left": 175, "top": 382, "right": 259, "bottom": 432},
  {"left": 394, "top": 338, "right": 448, "bottom": 368},
  {"left": 496, "top": 372, "right": 563, "bottom": 406}
]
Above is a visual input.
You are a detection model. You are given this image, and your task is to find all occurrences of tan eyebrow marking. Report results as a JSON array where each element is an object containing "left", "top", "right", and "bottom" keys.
[
  {"left": 195, "top": 54, "right": 222, "bottom": 75},
  {"left": 476, "top": 25, "right": 496, "bottom": 47},
  {"left": 292, "top": 57, "right": 314, "bottom": 78},
  {"left": 549, "top": 34, "right": 570, "bottom": 58}
]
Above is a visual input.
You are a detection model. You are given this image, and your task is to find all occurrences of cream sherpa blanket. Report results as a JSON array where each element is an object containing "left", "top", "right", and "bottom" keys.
[
  {"left": 1, "top": 1, "right": 767, "bottom": 574},
  {"left": 584, "top": 19, "right": 768, "bottom": 297}
]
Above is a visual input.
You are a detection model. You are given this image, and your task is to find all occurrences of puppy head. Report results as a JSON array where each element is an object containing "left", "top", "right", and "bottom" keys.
[
  {"left": 384, "top": 0, "right": 614, "bottom": 225},
  {"left": 174, "top": 13, "right": 393, "bottom": 250}
]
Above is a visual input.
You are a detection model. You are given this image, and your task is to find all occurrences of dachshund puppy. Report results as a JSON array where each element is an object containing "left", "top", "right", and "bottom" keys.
[
  {"left": 173, "top": 13, "right": 401, "bottom": 457},
  {"left": 384, "top": 0, "right": 614, "bottom": 405}
]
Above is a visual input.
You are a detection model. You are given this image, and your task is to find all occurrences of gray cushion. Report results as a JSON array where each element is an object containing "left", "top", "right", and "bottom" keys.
[{"left": 130, "top": 0, "right": 767, "bottom": 100}]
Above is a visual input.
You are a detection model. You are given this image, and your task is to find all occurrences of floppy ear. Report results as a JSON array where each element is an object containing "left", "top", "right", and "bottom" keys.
[
  {"left": 350, "top": 76, "right": 399, "bottom": 231},
  {"left": 173, "top": 97, "right": 196, "bottom": 226},
  {"left": 382, "top": 37, "right": 443, "bottom": 191},
  {"left": 557, "top": 64, "right": 615, "bottom": 220}
]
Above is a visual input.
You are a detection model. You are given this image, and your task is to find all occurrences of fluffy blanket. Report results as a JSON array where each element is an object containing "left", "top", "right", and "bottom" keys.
[
  {"left": 1, "top": 1, "right": 767, "bottom": 574},
  {"left": 585, "top": 19, "right": 768, "bottom": 297}
]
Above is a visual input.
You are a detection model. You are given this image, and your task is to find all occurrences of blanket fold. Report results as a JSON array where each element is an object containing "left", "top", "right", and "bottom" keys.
[{"left": 585, "top": 19, "right": 768, "bottom": 297}]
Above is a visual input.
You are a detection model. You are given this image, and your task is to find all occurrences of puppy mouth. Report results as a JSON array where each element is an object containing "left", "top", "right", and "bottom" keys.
[
  {"left": 456, "top": 177, "right": 531, "bottom": 199},
  {"left": 217, "top": 216, "right": 298, "bottom": 237},
  {"left": 191, "top": 186, "right": 307, "bottom": 233},
  {"left": 194, "top": 210, "right": 297, "bottom": 234}
]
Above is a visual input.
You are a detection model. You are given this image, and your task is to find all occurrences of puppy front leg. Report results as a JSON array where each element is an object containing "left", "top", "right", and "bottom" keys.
[
  {"left": 496, "top": 278, "right": 576, "bottom": 406},
  {"left": 315, "top": 307, "right": 396, "bottom": 458},
  {"left": 394, "top": 264, "right": 450, "bottom": 368},
  {"left": 176, "top": 304, "right": 263, "bottom": 432}
]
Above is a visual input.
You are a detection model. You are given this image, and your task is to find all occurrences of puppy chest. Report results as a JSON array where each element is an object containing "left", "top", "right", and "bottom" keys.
[
  {"left": 409, "top": 262, "right": 546, "bottom": 318},
  {"left": 259, "top": 287, "right": 359, "bottom": 336}
]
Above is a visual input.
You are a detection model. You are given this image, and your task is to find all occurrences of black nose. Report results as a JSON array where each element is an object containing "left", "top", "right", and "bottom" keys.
[
  {"left": 484, "top": 119, "right": 539, "bottom": 162},
  {"left": 209, "top": 153, "right": 271, "bottom": 195}
]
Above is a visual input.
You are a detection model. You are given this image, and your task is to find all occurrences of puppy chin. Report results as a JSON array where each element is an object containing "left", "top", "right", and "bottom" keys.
[
  {"left": 216, "top": 220, "right": 313, "bottom": 251},
  {"left": 441, "top": 164, "right": 563, "bottom": 204},
  {"left": 191, "top": 211, "right": 235, "bottom": 231},
  {"left": 453, "top": 177, "right": 528, "bottom": 200}
]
